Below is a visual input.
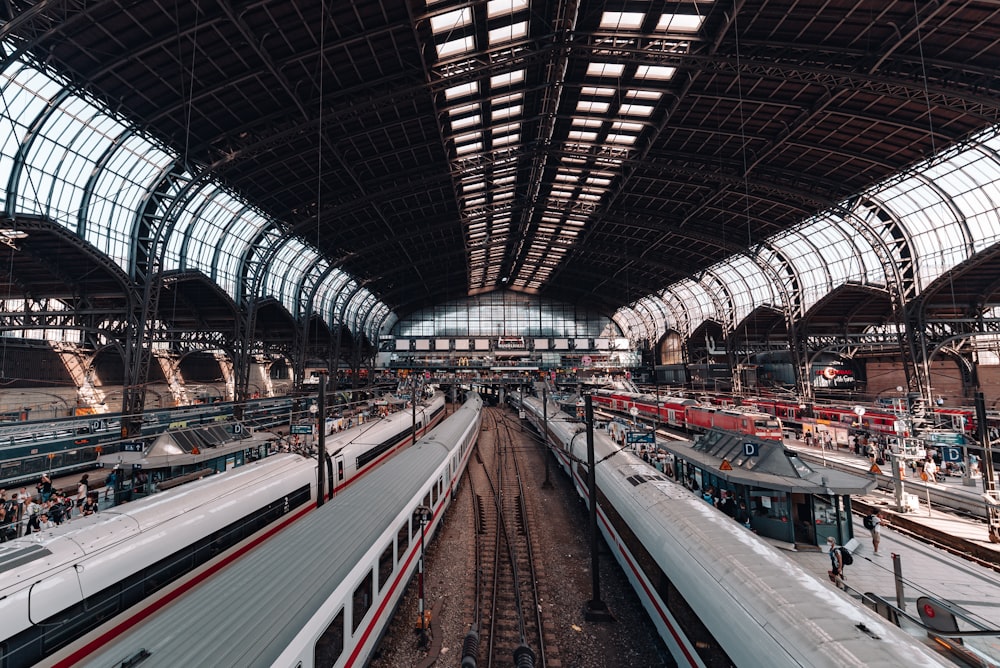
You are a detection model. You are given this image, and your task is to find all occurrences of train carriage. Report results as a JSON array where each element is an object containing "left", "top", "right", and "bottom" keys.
[
  {"left": 515, "top": 395, "right": 950, "bottom": 668},
  {"left": 48, "top": 393, "right": 482, "bottom": 668}
]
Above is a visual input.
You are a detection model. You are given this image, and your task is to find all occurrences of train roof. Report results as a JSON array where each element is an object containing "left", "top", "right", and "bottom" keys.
[
  {"left": 78, "top": 396, "right": 478, "bottom": 667},
  {"left": 0, "top": 455, "right": 310, "bottom": 589}
]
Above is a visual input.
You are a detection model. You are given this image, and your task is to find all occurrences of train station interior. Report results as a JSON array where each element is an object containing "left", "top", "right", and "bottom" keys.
[
  {"left": 3, "top": 3, "right": 1000, "bottom": 666},
  {"left": 0, "top": 2, "right": 993, "bottom": 426}
]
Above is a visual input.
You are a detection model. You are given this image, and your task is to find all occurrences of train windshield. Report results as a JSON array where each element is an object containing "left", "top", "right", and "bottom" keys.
[{"left": 757, "top": 419, "right": 782, "bottom": 429}]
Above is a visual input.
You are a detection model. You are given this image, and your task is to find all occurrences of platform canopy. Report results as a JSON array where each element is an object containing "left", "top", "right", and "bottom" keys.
[{"left": 663, "top": 429, "right": 877, "bottom": 495}]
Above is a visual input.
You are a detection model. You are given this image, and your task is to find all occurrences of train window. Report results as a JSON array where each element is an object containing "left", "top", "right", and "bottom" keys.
[
  {"left": 314, "top": 608, "right": 344, "bottom": 666},
  {"left": 423, "top": 492, "right": 431, "bottom": 510},
  {"left": 397, "top": 522, "right": 409, "bottom": 560},
  {"left": 430, "top": 484, "right": 437, "bottom": 505},
  {"left": 378, "top": 543, "right": 393, "bottom": 591},
  {"left": 352, "top": 570, "right": 373, "bottom": 633}
]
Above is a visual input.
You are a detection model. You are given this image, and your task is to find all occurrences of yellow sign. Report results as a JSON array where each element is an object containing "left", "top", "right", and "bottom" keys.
[
  {"left": 870, "top": 463, "right": 882, "bottom": 474},
  {"left": 720, "top": 459, "right": 733, "bottom": 471}
]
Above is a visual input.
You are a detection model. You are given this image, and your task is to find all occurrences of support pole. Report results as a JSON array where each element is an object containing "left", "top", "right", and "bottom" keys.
[
  {"left": 974, "top": 392, "right": 1000, "bottom": 543},
  {"left": 892, "top": 552, "right": 906, "bottom": 610},
  {"left": 584, "top": 394, "right": 612, "bottom": 621},
  {"left": 415, "top": 505, "right": 431, "bottom": 648},
  {"left": 542, "top": 386, "right": 552, "bottom": 488},
  {"left": 316, "top": 372, "right": 327, "bottom": 507}
]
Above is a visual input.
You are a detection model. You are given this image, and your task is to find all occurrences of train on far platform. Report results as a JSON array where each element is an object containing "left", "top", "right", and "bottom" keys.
[
  {"left": 516, "top": 393, "right": 952, "bottom": 668},
  {"left": 0, "top": 396, "right": 304, "bottom": 489},
  {"left": 594, "top": 387, "right": 999, "bottom": 443},
  {"left": 591, "top": 389, "right": 784, "bottom": 441}
]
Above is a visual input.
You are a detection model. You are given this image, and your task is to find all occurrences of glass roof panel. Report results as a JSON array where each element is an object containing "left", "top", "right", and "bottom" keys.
[
  {"left": 437, "top": 36, "right": 475, "bottom": 58},
  {"left": 870, "top": 175, "right": 968, "bottom": 290},
  {"left": 657, "top": 14, "right": 705, "bottom": 32},
  {"left": 600, "top": 12, "right": 645, "bottom": 30},
  {"left": 586, "top": 62, "right": 625, "bottom": 78},
  {"left": 86, "top": 134, "right": 173, "bottom": 269},
  {"left": 490, "top": 69, "right": 525, "bottom": 89},
  {"left": 635, "top": 65, "right": 676, "bottom": 80},
  {"left": 430, "top": 8, "right": 472, "bottom": 34},
  {"left": 445, "top": 81, "right": 479, "bottom": 99},
  {"left": 489, "top": 21, "right": 528, "bottom": 45},
  {"left": 921, "top": 143, "right": 1000, "bottom": 253},
  {"left": 487, "top": 0, "right": 528, "bottom": 19},
  {"left": 576, "top": 100, "right": 610, "bottom": 114},
  {"left": 619, "top": 103, "right": 654, "bottom": 117}
]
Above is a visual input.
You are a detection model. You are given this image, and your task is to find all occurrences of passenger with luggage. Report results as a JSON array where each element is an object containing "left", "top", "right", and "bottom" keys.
[{"left": 826, "top": 535, "right": 852, "bottom": 586}]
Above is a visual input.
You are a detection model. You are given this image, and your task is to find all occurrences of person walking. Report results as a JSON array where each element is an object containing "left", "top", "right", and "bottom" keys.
[{"left": 827, "top": 536, "right": 845, "bottom": 586}]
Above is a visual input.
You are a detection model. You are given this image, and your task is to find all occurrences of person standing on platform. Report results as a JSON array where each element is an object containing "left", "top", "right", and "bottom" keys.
[
  {"left": 870, "top": 511, "right": 884, "bottom": 555},
  {"left": 75, "top": 474, "right": 89, "bottom": 516}
]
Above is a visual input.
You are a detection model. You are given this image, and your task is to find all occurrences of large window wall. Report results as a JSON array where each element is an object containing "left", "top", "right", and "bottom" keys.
[{"left": 393, "top": 291, "right": 615, "bottom": 338}]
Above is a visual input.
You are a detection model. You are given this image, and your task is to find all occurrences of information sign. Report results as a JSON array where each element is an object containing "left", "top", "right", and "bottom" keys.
[
  {"left": 626, "top": 431, "right": 655, "bottom": 444},
  {"left": 941, "top": 446, "right": 962, "bottom": 463},
  {"left": 742, "top": 442, "right": 759, "bottom": 457},
  {"left": 290, "top": 424, "right": 313, "bottom": 435}
]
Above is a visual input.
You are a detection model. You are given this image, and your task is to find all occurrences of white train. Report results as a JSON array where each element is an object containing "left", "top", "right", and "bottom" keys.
[
  {"left": 0, "top": 392, "right": 448, "bottom": 668},
  {"left": 517, "top": 394, "right": 951, "bottom": 668},
  {"left": 50, "top": 392, "right": 482, "bottom": 668}
]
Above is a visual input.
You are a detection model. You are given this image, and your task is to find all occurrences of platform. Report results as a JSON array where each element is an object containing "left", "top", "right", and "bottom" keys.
[{"left": 779, "top": 436, "right": 1000, "bottom": 664}]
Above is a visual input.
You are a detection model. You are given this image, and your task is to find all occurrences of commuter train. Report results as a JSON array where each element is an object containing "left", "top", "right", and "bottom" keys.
[
  {"left": 47, "top": 392, "right": 482, "bottom": 668},
  {"left": 516, "top": 395, "right": 951, "bottom": 668},
  {"left": 0, "top": 396, "right": 300, "bottom": 488},
  {"left": 0, "top": 393, "right": 449, "bottom": 668},
  {"left": 591, "top": 389, "right": 784, "bottom": 440}
]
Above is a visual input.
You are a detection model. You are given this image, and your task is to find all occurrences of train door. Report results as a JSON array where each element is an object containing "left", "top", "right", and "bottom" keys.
[{"left": 335, "top": 454, "right": 345, "bottom": 485}]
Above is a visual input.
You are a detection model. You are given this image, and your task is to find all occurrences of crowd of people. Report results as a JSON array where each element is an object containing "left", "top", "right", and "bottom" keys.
[{"left": 0, "top": 473, "right": 102, "bottom": 541}]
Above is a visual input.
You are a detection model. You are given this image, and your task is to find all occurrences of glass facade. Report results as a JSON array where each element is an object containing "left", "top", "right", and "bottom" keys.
[{"left": 392, "top": 291, "right": 616, "bottom": 338}]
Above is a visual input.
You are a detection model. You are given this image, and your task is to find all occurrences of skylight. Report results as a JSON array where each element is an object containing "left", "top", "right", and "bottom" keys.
[
  {"left": 586, "top": 62, "right": 625, "bottom": 78},
  {"left": 487, "top": 0, "right": 529, "bottom": 18},
  {"left": 657, "top": 14, "right": 704, "bottom": 33},
  {"left": 430, "top": 8, "right": 472, "bottom": 34},
  {"left": 600, "top": 12, "right": 645, "bottom": 30}
]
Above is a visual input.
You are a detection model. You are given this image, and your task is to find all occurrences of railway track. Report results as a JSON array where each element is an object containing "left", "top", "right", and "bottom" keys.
[{"left": 462, "top": 407, "right": 548, "bottom": 668}]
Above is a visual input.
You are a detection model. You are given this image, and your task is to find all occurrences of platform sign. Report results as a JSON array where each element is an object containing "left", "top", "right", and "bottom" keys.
[
  {"left": 627, "top": 431, "right": 655, "bottom": 444},
  {"left": 742, "top": 442, "right": 759, "bottom": 457},
  {"left": 941, "top": 446, "right": 962, "bottom": 463},
  {"left": 290, "top": 424, "right": 313, "bottom": 435},
  {"left": 121, "top": 441, "right": 144, "bottom": 452}
]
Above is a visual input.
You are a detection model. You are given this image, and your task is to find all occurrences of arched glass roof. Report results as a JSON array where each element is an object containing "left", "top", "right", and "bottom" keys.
[
  {"left": 622, "top": 126, "right": 1000, "bottom": 343},
  {"left": 0, "top": 52, "right": 387, "bottom": 339}
]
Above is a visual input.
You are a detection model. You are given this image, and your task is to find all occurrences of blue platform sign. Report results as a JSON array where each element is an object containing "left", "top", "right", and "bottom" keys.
[
  {"left": 743, "top": 442, "right": 760, "bottom": 457},
  {"left": 627, "top": 431, "right": 655, "bottom": 444},
  {"left": 290, "top": 424, "right": 313, "bottom": 435},
  {"left": 941, "top": 446, "right": 962, "bottom": 463}
]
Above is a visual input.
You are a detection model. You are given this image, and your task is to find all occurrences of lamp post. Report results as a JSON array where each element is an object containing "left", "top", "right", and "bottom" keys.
[
  {"left": 415, "top": 504, "right": 432, "bottom": 647},
  {"left": 583, "top": 394, "right": 611, "bottom": 621},
  {"left": 542, "top": 386, "right": 552, "bottom": 488}
]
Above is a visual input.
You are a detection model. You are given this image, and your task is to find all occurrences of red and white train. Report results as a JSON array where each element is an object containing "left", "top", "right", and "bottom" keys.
[
  {"left": 591, "top": 389, "right": 784, "bottom": 441},
  {"left": 603, "top": 387, "right": 988, "bottom": 441}
]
